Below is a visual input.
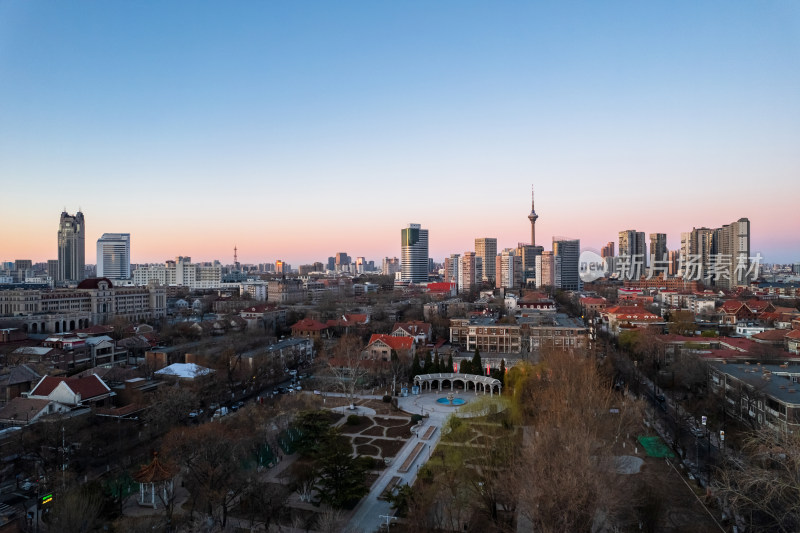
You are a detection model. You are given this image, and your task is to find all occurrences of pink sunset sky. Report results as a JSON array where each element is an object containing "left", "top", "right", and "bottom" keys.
[{"left": 1, "top": 2, "right": 798, "bottom": 266}]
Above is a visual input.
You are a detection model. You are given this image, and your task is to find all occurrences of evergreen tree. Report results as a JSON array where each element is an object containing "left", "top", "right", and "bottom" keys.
[
  {"left": 424, "top": 351, "right": 433, "bottom": 373},
  {"left": 447, "top": 353, "right": 454, "bottom": 373},
  {"left": 460, "top": 358, "right": 472, "bottom": 374},
  {"left": 472, "top": 348, "right": 483, "bottom": 376},
  {"left": 433, "top": 352, "right": 441, "bottom": 373},
  {"left": 315, "top": 435, "right": 369, "bottom": 509},
  {"left": 410, "top": 353, "right": 422, "bottom": 378}
]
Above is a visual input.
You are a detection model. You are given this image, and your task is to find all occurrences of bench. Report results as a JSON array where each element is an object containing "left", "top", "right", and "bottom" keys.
[{"left": 398, "top": 442, "right": 425, "bottom": 473}]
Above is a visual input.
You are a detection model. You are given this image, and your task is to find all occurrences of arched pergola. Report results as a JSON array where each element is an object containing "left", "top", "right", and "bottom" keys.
[{"left": 414, "top": 373, "right": 502, "bottom": 396}]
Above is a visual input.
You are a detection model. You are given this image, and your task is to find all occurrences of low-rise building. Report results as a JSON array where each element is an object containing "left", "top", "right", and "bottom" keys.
[
  {"left": 362, "top": 335, "right": 414, "bottom": 361},
  {"left": 449, "top": 317, "right": 522, "bottom": 354},
  {"left": 600, "top": 305, "right": 663, "bottom": 337},
  {"left": 709, "top": 362, "right": 800, "bottom": 433}
]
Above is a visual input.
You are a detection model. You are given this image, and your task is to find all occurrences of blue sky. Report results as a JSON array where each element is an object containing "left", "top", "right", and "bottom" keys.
[{"left": 1, "top": 1, "right": 798, "bottom": 264}]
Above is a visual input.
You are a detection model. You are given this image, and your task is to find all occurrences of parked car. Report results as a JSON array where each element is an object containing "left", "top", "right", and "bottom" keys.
[
  {"left": 188, "top": 409, "right": 204, "bottom": 419},
  {"left": 294, "top": 385, "right": 302, "bottom": 391},
  {"left": 233, "top": 401, "right": 245, "bottom": 410},
  {"left": 289, "top": 369, "right": 298, "bottom": 376}
]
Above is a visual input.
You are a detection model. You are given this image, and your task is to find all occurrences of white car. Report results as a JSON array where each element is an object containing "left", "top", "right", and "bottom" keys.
[{"left": 294, "top": 385, "right": 302, "bottom": 391}]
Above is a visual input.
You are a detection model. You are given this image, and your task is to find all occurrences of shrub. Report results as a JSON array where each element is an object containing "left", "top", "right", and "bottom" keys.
[
  {"left": 347, "top": 414, "right": 361, "bottom": 426},
  {"left": 382, "top": 395, "right": 392, "bottom": 403},
  {"left": 410, "top": 414, "right": 423, "bottom": 424},
  {"left": 357, "top": 455, "right": 377, "bottom": 470}
]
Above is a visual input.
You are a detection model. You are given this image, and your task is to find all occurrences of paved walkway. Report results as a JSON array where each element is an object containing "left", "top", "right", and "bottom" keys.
[{"left": 345, "top": 390, "right": 487, "bottom": 532}]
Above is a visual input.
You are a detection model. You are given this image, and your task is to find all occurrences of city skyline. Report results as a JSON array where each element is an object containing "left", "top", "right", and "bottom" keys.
[
  {"left": 1, "top": 2, "right": 798, "bottom": 264},
  {"left": 0, "top": 204, "right": 789, "bottom": 268}
]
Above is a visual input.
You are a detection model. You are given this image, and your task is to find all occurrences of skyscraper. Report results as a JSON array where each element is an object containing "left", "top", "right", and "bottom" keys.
[
  {"left": 528, "top": 186, "right": 539, "bottom": 247},
  {"left": 618, "top": 229, "right": 646, "bottom": 277},
  {"left": 458, "top": 252, "right": 482, "bottom": 293},
  {"left": 536, "top": 251, "right": 554, "bottom": 288},
  {"left": 475, "top": 237, "right": 497, "bottom": 284},
  {"left": 401, "top": 223, "right": 429, "bottom": 283},
  {"left": 496, "top": 249, "right": 522, "bottom": 289},
  {"left": 713, "top": 218, "right": 750, "bottom": 289},
  {"left": 553, "top": 238, "right": 581, "bottom": 291},
  {"left": 57, "top": 210, "right": 85, "bottom": 284},
  {"left": 649, "top": 233, "right": 668, "bottom": 263},
  {"left": 96, "top": 233, "right": 131, "bottom": 280}
]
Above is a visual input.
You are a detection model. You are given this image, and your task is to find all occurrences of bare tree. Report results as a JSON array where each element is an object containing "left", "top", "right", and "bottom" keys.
[
  {"left": 327, "top": 335, "right": 369, "bottom": 409},
  {"left": 714, "top": 429, "right": 800, "bottom": 532}
]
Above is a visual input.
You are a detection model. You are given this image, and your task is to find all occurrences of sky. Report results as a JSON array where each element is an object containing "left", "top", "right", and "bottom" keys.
[{"left": 1, "top": 1, "right": 799, "bottom": 266}]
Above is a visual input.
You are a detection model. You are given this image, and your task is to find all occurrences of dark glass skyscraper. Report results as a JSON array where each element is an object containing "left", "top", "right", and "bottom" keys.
[
  {"left": 400, "top": 223, "right": 429, "bottom": 283},
  {"left": 58, "top": 210, "right": 85, "bottom": 284}
]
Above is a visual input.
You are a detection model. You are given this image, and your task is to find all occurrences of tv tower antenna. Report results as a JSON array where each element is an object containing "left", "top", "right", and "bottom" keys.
[{"left": 527, "top": 185, "right": 539, "bottom": 247}]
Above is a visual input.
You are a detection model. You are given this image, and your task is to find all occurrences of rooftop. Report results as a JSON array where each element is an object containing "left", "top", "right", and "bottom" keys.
[{"left": 710, "top": 361, "right": 800, "bottom": 406}]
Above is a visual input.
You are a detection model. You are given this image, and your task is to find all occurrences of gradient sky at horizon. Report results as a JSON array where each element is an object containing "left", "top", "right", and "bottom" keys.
[{"left": 1, "top": 1, "right": 799, "bottom": 266}]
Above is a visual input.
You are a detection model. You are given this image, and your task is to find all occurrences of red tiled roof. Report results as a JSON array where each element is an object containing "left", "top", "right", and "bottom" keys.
[
  {"left": 746, "top": 299, "right": 773, "bottom": 312},
  {"left": 720, "top": 300, "right": 745, "bottom": 313},
  {"left": 30, "top": 374, "right": 111, "bottom": 400},
  {"left": 366, "top": 334, "right": 414, "bottom": 351},
  {"left": 719, "top": 337, "right": 758, "bottom": 352},
  {"left": 391, "top": 321, "right": 432, "bottom": 337},
  {"left": 520, "top": 291, "right": 551, "bottom": 303},
  {"left": 785, "top": 329, "right": 800, "bottom": 340},
  {"left": 580, "top": 297, "right": 607, "bottom": 305},
  {"left": 426, "top": 282, "right": 456, "bottom": 293},
  {"left": 604, "top": 306, "right": 660, "bottom": 320},
  {"left": 343, "top": 314, "right": 368, "bottom": 324},
  {"left": 0, "top": 397, "right": 51, "bottom": 422},
  {"left": 752, "top": 329, "right": 790, "bottom": 342},
  {"left": 291, "top": 318, "right": 329, "bottom": 332}
]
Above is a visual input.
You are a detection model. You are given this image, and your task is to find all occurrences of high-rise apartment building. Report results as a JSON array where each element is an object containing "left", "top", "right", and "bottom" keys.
[
  {"left": 601, "top": 242, "right": 615, "bottom": 258},
  {"left": 47, "top": 260, "right": 59, "bottom": 281},
  {"left": 444, "top": 254, "right": 460, "bottom": 285},
  {"left": 680, "top": 219, "right": 750, "bottom": 288},
  {"left": 496, "top": 249, "right": 523, "bottom": 289},
  {"left": 714, "top": 218, "right": 750, "bottom": 289},
  {"left": 57, "top": 210, "right": 85, "bottom": 284},
  {"left": 382, "top": 257, "right": 400, "bottom": 276},
  {"left": 516, "top": 244, "right": 543, "bottom": 287},
  {"left": 553, "top": 238, "right": 581, "bottom": 291},
  {"left": 401, "top": 224, "right": 429, "bottom": 283},
  {"left": 649, "top": 233, "right": 667, "bottom": 262},
  {"left": 458, "top": 252, "right": 482, "bottom": 293},
  {"left": 536, "top": 251, "right": 554, "bottom": 288},
  {"left": 668, "top": 251, "right": 680, "bottom": 276},
  {"left": 618, "top": 229, "right": 646, "bottom": 267},
  {"left": 96, "top": 233, "right": 131, "bottom": 280},
  {"left": 475, "top": 238, "right": 497, "bottom": 284}
]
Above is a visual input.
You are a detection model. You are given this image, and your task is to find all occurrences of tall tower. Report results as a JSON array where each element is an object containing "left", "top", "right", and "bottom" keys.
[
  {"left": 58, "top": 210, "right": 86, "bottom": 284},
  {"left": 474, "top": 238, "right": 498, "bottom": 284},
  {"left": 96, "top": 233, "right": 131, "bottom": 280},
  {"left": 528, "top": 185, "right": 539, "bottom": 247},
  {"left": 401, "top": 223, "right": 429, "bottom": 283}
]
